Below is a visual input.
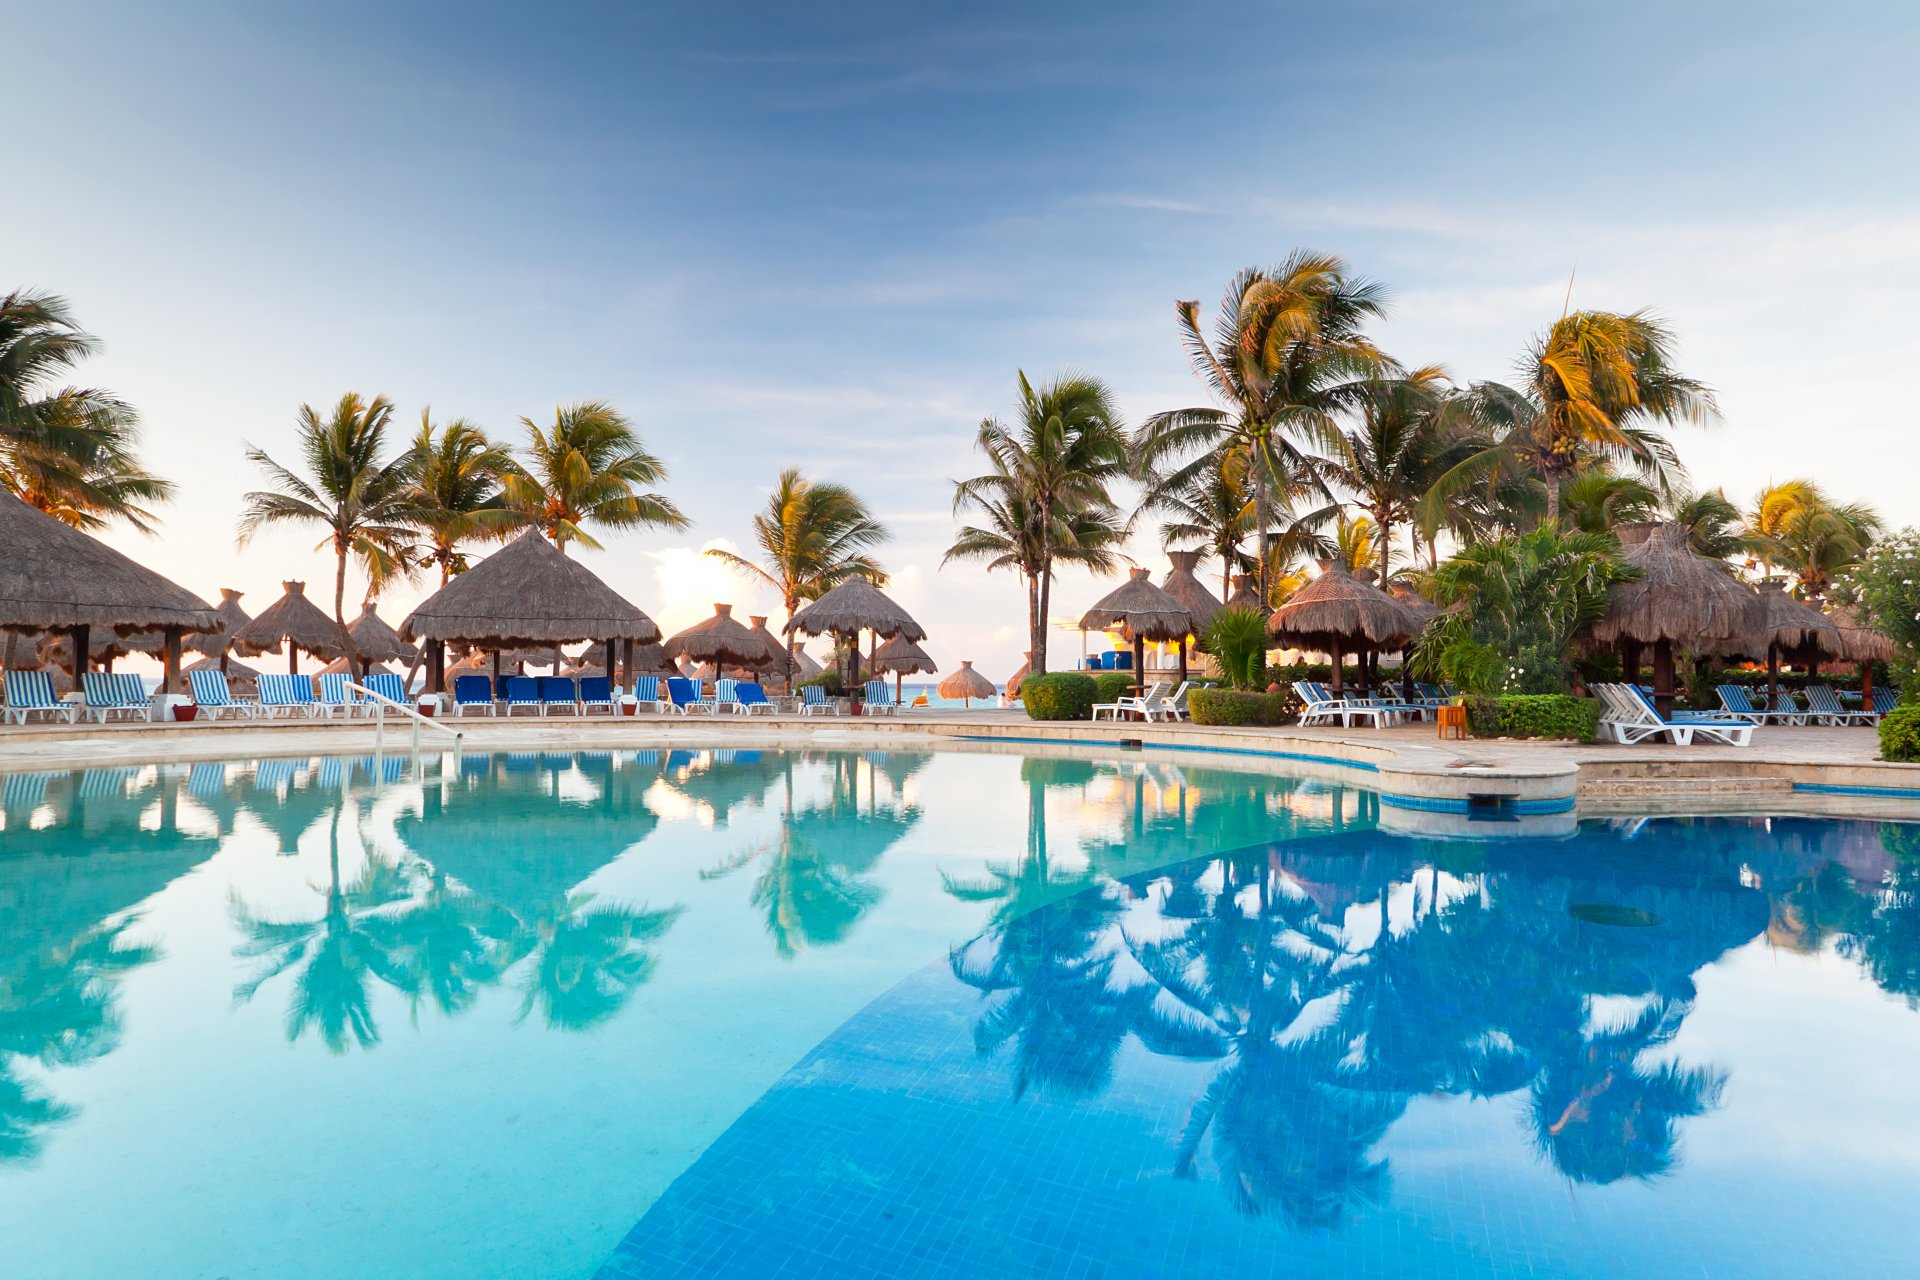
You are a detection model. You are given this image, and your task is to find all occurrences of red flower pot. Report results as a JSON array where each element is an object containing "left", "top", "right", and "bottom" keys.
[{"left": 173, "top": 704, "right": 199, "bottom": 723}]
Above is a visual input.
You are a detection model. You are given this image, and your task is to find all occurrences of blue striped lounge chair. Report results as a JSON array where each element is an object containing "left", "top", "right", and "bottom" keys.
[
  {"left": 81, "top": 671, "right": 150, "bottom": 723},
  {"left": 1802, "top": 684, "right": 1877, "bottom": 726},
  {"left": 631, "top": 676, "right": 669, "bottom": 712},
  {"left": 733, "top": 682, "right": 776, "bottom": 715},
  {"left": 453, "top": 675, "right": 496, "bottom": 716},
  {"left": 4, "top": 669, "right": 76, "bottom": 725},
  {"left": 1598, "top": 683, "right": 1753, "bottom": 747},
  {"left": 188, "top": 669, "right": 256, "bottom": 720},
  {"left": 1715, "top": 683, "right": 1805, "bottom": 726},
  {"left": 799, "top": 685, "right": 838, "bottom": 716},
  {"left": 257, "top": 673, "right": 320, "bottom": 718},
  {"left": 862, "top": 679, "right": 898, "bottom": 716},
  {"left": 502, "top": 676, "right": 541, "bottom": 716},
  {"left": 538, "top": 676, "right": 579, "bottom": 715},
  {"left": 713, "top": 678, "right": 746, "bottom": 714},
  {"left": 667, "top": 677, "right": 713, "bottom": 714},
  {"left": 578, "top": 676, "right": 614, "bottom": 715},
  {"left": 364, "top": 672, "right": 407, "bottom": 713},
  {"left": 317, "top": 672, "right": 356, "bottom": 719},
  {"left": 1873, "top": 687, "right": 1902, "bottom": 717}
]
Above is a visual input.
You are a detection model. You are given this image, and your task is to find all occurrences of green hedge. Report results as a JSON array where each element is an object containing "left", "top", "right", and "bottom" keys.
[
  {"left": 1189, "top": 689, "right": 1291, "bottom": 727},
  {"left": 1091, "top": 672, "right": 1136, "bottom": 704},
  {"left": 1462, "top": 694, "right": 1599, "bottom": 740},
  {"left": 1880, "top": 704, "right": 1920, "bottom": 762},
  {"left": 1022, "top": 673, "right": 1097, "bottom": 721}
]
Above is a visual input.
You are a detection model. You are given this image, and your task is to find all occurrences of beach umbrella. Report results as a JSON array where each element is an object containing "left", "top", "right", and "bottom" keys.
[
  {"left": 790, "top": 644, "right": 824, "bottom": 681},
  {"left": 742, "top": 614, "right": 803, "bottom": 690},
  {"left": 1827, "top": 603, "right": 1897, "bottom": 709},
  {"left": 938, "top": 660, "right": 997, "bottom": 708},
  {"left": 1160, "top": 550, "right": 1223, "bottom": 674},
  {"left": 1589, "top": 521, "right": 1766, "bottom": 718},
  {"left": 1266, "top": 561, "right": 1419, "bottom": 697},
  {"left": 787, "top": 577, "right": 926, "bottom": 689},
  {"left": 0, "top": 490, "right": 219, "bottom": 692},
  {"left": 348, "top": 601, "right": 418, "bottom": 666},
  {"left": 871, "top": 634, "right": 937, "bottom": 704},
  {"left": 234, "top": 581, "right": 353, "bottom": 675},
  {"left": 400, "top": 528, "right": 661, "bottom": 692},
  {"left": 1079, "top": 568, "right": 1193, "bottom": 693},
  {"left": 1005, "top": 651, "right": 1032, "bottom": 701},
  {"left": 663, "top": 604, "right": 769, "bottom": 681},
  {"left": 1224, "top": 572, "right": 1267, "bottom": 615},
  {"left": 1743, "top": 579, "right": 1845, "bottom": 708},
  {"left": 187, "top": 588, "right": 258, "bottom": 669}
]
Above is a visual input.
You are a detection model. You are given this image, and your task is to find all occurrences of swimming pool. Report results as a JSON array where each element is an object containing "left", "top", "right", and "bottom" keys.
[{"left": 2, "top": 747, "right": 1917, "bottom": 1278}]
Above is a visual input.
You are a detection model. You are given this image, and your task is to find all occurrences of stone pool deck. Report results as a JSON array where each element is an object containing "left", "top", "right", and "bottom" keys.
[{"left": 2, "top": 708, "right": 1914, "bottom": 822}]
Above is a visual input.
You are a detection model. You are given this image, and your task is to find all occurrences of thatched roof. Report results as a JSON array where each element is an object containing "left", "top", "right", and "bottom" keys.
[
  {"left": 1005, "top": 652, "right": 1032, "bottom": 698},
  {"left": 1267, "top": 561, "right": 1418, "bottom": 648},
  {"left": 663, "top": 603, "right": 768, "bottom": 668},
  {"left": 348, "top": 602, "right": 418, "bottom": 664},
  {"left": 0, "top": 491, "right": 219, "bottom": 636},
  {"left": 1827, "top": 603, "right": 1897, "bottom": 664},
  {"left": 1079, "top": 568, "right": 1193, "bottom": 641},
  {"left": 1749, "top": 580, "right": 1844, "bottom": 661},
  {"left": 1389, "top": 584, "right": 1442, "bottom": 628},
  {"left": 791, "top": 644, "right": 824, "bottom": 680},
  {"left": 871, "top": 634, "right": 937, "bottom": 676},
  {"left": 188, "top": 588, "right": 255, "bottom": 658},
  {"left": 1224, "top": 572, "right": 1267, "bottom": 615},
  {"left": 1589, "top": 521, "right": 1764, "bottom": 650},
  {"left": 937, "top": 660, "right": 996, "bottom": 701},
  {"left": 744, "top": 615, "right": 794, "bottom": 668},
  {"left": 39, "top": 626, "right": 167, "bottom": 666},
  {"left": 1160, "top": 551, "right": 1222, "bottom": 631},
  {"left": 232, "top": 581, "right": 352, "bottom": 660},
  {"left": 787, "top": 577, "right": 926, "bottom": 642},
  {"left": 400, "top": 530, "right": 661, "bottom": 647},
  {"left": 319, "top": 657, "right": 399, "bottom": 679}
]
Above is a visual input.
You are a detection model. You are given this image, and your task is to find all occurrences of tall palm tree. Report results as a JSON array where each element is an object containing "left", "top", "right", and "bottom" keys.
[
  {"left": 1319, "top": 367, "right": 1471, "bottom": 579},
  {"left": 502, "top": 401, "right": 687, "bottom": 551},
  {"left": 407, "top": 411, "right": 520, "bottom": 585},
  {"left": 707, "top": 467, "right": 889, "bottom": 683},
  {"left": 947, "top": 372, "right": 1130, "bottom": 674},
  {"left": 1774, "top": 493, "right": 1882, "bottom": 599},
  {"left": 1134, "top": 253, "right": 1391, "bottom": 604},
  {"left": 1664, "top": 486, "right": 1749, "bottom": 563},
  {"left": 237, "top": 393, "right": 420, "bottom": 673},
  {"left": 1143, "top": 448, "right": 1258, "bottom": 599},
  {"left": 1742, "top": 479, "right": 1817, "bottom": 577},
  {"left": 1560, "top": 468, "right": 1661, "bottom": 536},
  {"left": 1429, "top": 310, "right": 1715, "bottom": 525},
  {"left": 0, "top": 289, "right": 173, "bottom": 531}
]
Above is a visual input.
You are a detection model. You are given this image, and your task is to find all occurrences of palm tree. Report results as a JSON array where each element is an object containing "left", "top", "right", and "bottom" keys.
[
  {"left": 1775, "top": 493, "right": 1882, "bottom": 599},
  {"left": 407, "top": 411, "right": 520, "bottom": 585},
  {"left": 502, "top": 401, "right": 687, "bottom": 551},
  {"left": 1144, "top": 448, "right": 1258, "bottom": 599},
  {"left": 1742, "top": 479, "right": 1816, "bottom": 576},
  {"left": 0, "top": 289, "right": 173, "bottom": 531},
  {"left": 1663, "top": 486, "right": 1749, "bottom": 563},
  {"left": 1430, "top": 310, "right": 1716, "bottom": 525},
  {"left": 237, "top": 393, "right": 421, "bottom": 673},
  {"left": 1560, "top": 468, "right": 1660, "bottom": 536},
  {"left": 1134, "top": 253, "right": 1392, "bottom": 604},
  {"left": 1320, "top": 367, "right": 1473, "bottom": 579},
  {"left": 947, "top": 372, "right": 1130, "bottom": 673},
  {"left": 707, "top": 467, "right": 889, "bottom": 684}
]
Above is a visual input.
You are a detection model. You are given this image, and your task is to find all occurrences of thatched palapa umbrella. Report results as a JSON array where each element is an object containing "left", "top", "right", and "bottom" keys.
[
  {"left": 401, "top": 529, "right": 661, "bottom": 692},
  {"left": 1266, "top": 561, "right": 1418, "bottom": 698},
  {"left": 0, "top": 491, "right": 219, "bottom": 693},
  {"left": 790, "top": 644, "right": 824, "bottom": 681},
  {"left": 1005, "top": 651, "right": 1032, "bottom": 701},
  {"left": 348, "top": 601, "right": 418, "bottom": 666},
  {"left": 1828, "top": 603, "right": 1896, "bottom": 708},
  {"left": 663, "top": 604, "right": 767, "bottom": 683},
  {"left": 233, "top": 581, "right": 352, "bottom": 676},
  {"left": 787, "top": 577, "right": 926, "bottom": 691},
  {"left": 938, "top": 660, "right": 997, "bottom": 708},
  {"left": 187, "top": 588, "right": 258, "bottom": 671},
  {"left": 1160, "top": 550, "right": 1223, "bottom": 679},
  {"left": 871, "top": 634, "right": 937, "bottom": 704},
  {"left": 1079, "top": 568, "right": 1193, "bottom": 694},
  {"left": 1225, "top": 572, "right": 1266, "bottom": 615},
  {"left": 1747, "top": 579, "right": 1844, "bottom": 709},
  {"left": 744, "top": 614, "right": 799, "bottom": 690},
  {"left": 1589, "top": 522, "right": 1765, "bottom": 717}
]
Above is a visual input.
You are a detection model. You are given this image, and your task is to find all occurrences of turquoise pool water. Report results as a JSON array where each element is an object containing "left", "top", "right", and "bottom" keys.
[{"left": 2, "top": 748, "right": 1918, "bottom": 1278}]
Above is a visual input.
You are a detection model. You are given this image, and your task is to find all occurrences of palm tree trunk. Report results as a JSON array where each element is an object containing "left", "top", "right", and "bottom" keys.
[
  {"left": 1035, "top": 514, "right": 1054, "bottom": 675},
  {"left": 332, "top": 546, "right": 361, "bottom": 681},
  {"left": 1544, "top": 475, "right": 1562, "bottom": 527},
  {"left": 1376, "top": 510, "right": 1392, "bottom": 582},
  {"left": 1251, "top": 438, "right": 1271, "bottom": 606}
]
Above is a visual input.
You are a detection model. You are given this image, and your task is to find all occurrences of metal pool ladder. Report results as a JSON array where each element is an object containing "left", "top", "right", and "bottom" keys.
[{"left": 345, "top": 681, "right": 464, "bottom": 755}]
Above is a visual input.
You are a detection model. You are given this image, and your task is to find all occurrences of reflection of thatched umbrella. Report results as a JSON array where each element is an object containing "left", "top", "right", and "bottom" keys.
[
  {"left": 400, "top": 529, "right": 660, "bottom": 691},
  {"left": 871, "top": 634, "right": 937, "bottom": 703},
  {"left": 787, "top": 577, "right": 926, "bottom": 688},
  {"left": 0, "top": 491, "right": 219, "bottom": 691},
  {"left": 234, "top": 581, "right": 351, "bottom": 674},
  {"left": 938, "top": 660, "right": 997, "bottom": 708},
  {"left": 348, "top": 601, "right": 418, "bottom": 666},
  {"left": 1161, "top": 551, "right": 1223, "bottom": 672},
  {"left": 1590, "top": 522, "right": 1764, "bottom": 716},
  {"left": 1266, "top": 561, "right": 1418, "bottom": 696},
  {"left": 663, "top": 604, "right": 769, "bottom": 679},
  {"left": 1080, "top": 568, "right": 1194, "bottom": 692},
  {"left": 188, "top": 588, "right": 258, "bottom": 667},
  {"left": 1828, "top": 604, "right": 1896, "bottom": 708},
  {"left": 1744, "top": 579, "right": 1845, "bottom": 707}
]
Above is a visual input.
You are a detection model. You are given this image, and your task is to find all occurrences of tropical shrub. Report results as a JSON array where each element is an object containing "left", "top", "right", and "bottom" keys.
[
  {"left": 1462, "top": 694, "right": 1600, "bottom": 740},
  {"left": 1416, "top": 526, "right": 1637, "bottom": 695},
  {"left": 1204, "top": 606, "right": 1271, "bottom": 690},
  {"left": 1021, "top": 673, "right": 1097, "bottom": 721},
  {"left": 1880, "top": 704, "right": 1920, "bottom": 763},
  {"left": 1189, "top": 689, "right": 1290, "bottom": 727},
  {"left": 1838, "top": 529, "right": 1920, "bottom": 667},
  {"left": 1091, "top": 671, "right": 1136, "bottom": 704}
]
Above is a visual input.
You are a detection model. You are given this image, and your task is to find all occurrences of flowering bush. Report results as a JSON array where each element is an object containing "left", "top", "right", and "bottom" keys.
[{"left": 1837, "top": 528, "right": 1920, "bottom": 656}]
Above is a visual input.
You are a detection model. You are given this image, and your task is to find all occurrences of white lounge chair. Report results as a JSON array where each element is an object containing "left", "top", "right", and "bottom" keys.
[
  {"left": 81, "top": 672, "right": 149, "bottom": 723},
  {"left": 1598, "top": 683, "right": 1753, "bottom": 747},
  {"left": 4, "top": 669, "right": 77, "bottom": 725},
  {"left": 1093, "top": 681, "right": 1168, "bottom": 722},
  {"left": 1296, "top": 681, "right": 1399, "bottom": 728}
]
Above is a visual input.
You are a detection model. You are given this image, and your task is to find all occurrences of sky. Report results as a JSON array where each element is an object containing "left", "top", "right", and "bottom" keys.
[{"left": 10, "top": 0, "right": 1920, "bottom": 676}]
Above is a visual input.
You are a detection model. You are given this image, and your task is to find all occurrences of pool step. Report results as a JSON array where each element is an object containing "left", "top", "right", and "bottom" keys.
[{"left": 1581, "top": 775, "right": 1792, "bottom": 797}]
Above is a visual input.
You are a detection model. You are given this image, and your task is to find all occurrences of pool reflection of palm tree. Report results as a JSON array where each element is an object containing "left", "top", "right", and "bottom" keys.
[
  {"left": 1837, "top": 830, "right": 1920, "bottom": 1007},
  {"left": 500, "top": 893, "right": 682, "bottom": 1031}
]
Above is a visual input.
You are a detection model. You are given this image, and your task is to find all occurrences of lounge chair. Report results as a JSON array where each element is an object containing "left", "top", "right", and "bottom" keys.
[
  {"left": 1713, "top": 683, "right": 1802, "bottom": 725},
  {"left": 453, "top": 675, "right": 496, "bottom": 716},
  {"left": 365, "top": 672, "right": 407, "bottom": 711},
  {"left": 1802, "top": 684, "right": 1878, "bottom": 727},
  {"left": 578, "top": 676, "right": 615, "bottom": 715},
  {"left": 4, "top": 670, "right": 77, "bottom": 725},
  {"left": 799, "top": 685, "right": 838, "bottom": 716},
  {"left": 317, "top": 672, "right": 356, "bottom": 719},
  {"left": 257, "top": 673, "right": 320, "bottom": 719},
  {"left": 667, "top": 677, "right": 714, "bottom": 714},
  {"left": 188, "top": 669, "right": 257, "bottom": 720},
  {"left": 1295, "top": 681, "right": 1399, "bottom": 729},
  {"left": 1161, "top": 681, "right": 1195, "bottom": 722},
  {"left": 1093, "top": 681, "right": 1168, "bottom": 721},
  {"left": 502, "top": 675, "right": 541, "bottom": 716},
  {"left": 733, "top": 681, "right": 777, "bottom": 715},
  {"left": 80, "top": 671, "right": 149, "bottom": 723},
  {"left": 862, "top": 679, "right": 898, "bottom": 715},
  {"left": 538, "top": 676, "right": 579, "bottom": 715},
  {"left": 1598, "top": 683, "right": 1753, "bottom": 747},
  {"left": 631, "top": 676, "right": 670, "bottom": 713},
  {"left": 1873, "top": 687, "right": 1902, "bottom": 717},
  {"left": 713, "top": 678, "right": 747, "bottom": 714}
]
